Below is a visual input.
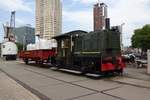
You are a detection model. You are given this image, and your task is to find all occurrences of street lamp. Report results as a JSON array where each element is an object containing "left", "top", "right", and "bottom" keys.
[
  {"left": 23, "top": 33, "right": 27, "bottom": 51},
  {"left": 119, "top": 23, "right": 125, "bottom": 51}
]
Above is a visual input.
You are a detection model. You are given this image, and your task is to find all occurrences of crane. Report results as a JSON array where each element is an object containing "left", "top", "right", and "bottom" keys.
[
  {"left": 1, "top": 11, "right": 18, "bottom": 60},
  {"left": 3, "top": 11, "right": 16, "bottom": 42}
]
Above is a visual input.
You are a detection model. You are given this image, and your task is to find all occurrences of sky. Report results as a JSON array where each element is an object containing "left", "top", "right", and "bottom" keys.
[{"left": 0, "top": 0, "right": 150, "bottom": 46}]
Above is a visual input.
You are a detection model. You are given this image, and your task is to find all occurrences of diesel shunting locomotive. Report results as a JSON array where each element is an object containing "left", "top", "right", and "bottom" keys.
[{"left": 53, "top": 27, "right": 125, "bottom": 75}]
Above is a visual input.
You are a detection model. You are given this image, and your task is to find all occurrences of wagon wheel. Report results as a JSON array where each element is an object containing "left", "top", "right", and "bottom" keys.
[
  {"left": 40, "top": 60, "right": 44, "bottom": 64},
  {"left": 5, "top": 56, "right": 8, "bottom": 61},
  {"left": 35, "top": 60, "right": 39, "bottom": 64},
  {"left": 24, "top": 59, "right": 29, "bottom": 64}
]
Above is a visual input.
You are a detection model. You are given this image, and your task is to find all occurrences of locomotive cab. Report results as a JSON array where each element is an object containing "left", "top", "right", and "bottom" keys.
[{"left": 53, "top": 30, "right": 87, "bottom": 67}]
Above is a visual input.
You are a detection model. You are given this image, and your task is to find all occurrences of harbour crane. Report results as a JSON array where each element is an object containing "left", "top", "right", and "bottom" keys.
[
  {"left": 1, "top": 11, "right": 18, "bottom": 60},
  {"left": 3, "top": 11, "right": 16, "bottom": 42}
]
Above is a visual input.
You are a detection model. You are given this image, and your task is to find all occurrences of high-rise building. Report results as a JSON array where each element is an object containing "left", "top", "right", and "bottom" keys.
[
  {"left": 36, "top": 0, "right": 62, "bottom": 40},
  {"left": 93, "top": 2, "right": 107, "bottom": 31}
]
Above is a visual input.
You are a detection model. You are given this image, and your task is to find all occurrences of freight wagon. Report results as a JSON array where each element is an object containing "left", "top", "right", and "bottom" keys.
[{"left": 19, "top": 49, "right": 56, "bottom": 64}]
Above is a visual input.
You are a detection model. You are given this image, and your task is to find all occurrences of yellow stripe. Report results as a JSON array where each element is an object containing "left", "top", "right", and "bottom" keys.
[
  {"left": 81, "top": 52, "right": 101, "bottom": 54},
  {"left": 74, "top": 52, "right": 100, "bottom": 54}
]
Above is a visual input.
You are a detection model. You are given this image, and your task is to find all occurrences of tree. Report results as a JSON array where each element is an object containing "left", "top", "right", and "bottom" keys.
[
  {"left": 132, "top": 24, "right": 150, "bottom": 52},
  {"left": 16, "top": 43, "right": 23, "bottom": 52}
]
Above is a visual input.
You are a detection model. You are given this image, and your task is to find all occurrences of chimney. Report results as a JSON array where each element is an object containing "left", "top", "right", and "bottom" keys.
[{"left": 105, "top": 18, "right": 110, "bottom": 30}]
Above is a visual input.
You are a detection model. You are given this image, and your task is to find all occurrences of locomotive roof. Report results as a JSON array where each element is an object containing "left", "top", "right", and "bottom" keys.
[
  {"left": 53, "top": 30, "right": 87, "bottom": 39},
  {"left": 53, "top": 29, "right": 120, "bottom": 40}
]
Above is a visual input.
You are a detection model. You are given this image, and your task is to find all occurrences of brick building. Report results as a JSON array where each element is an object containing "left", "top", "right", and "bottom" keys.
[{"left": 93, "top": 2, "right": 107, "bottom": 31}]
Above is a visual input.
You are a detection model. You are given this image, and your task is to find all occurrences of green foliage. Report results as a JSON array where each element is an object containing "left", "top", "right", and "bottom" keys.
[
  {"left": 16, "top": 43, "right": 23, "bottom": 52},
  {"left": 132, "top": 24, "right": 150, "bottom": 51}
]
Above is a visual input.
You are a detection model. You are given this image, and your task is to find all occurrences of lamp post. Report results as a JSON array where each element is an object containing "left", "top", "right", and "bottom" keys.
[
  {"left": 120, "top": 23, "right": 125, "bottom": 51},
  {"left": 23, "top": 33, "right": 27, "bottom": 51}
]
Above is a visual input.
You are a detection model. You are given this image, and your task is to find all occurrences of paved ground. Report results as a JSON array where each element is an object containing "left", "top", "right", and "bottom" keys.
[
  {"left": 0, "top": 70, "right": 40, "bottom": 100},
  {"left": 0, "top": 60, "right": 150, "bottom": 100},
  {"left": 124, "top": 64, "right": 150, "bottom": 81}
]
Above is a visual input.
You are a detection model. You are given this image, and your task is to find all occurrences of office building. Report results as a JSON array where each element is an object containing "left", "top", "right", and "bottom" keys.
[
  {"left": 13, "top": 26, "right": 35, "bottom": 45},
  {"left": 36, "top": 0, "right": 62, "bottom": 40}
]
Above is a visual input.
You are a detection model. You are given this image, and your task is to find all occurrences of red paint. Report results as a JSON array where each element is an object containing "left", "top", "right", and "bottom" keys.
[
  {"left": 101, "top": 56, "right": 125, "bottom": 72},
  {"left": 101, "top": 63, "right": 115, "bottom": 71},
  {"left": 19, "top": 49, "right": 56, "bottom": 62}
]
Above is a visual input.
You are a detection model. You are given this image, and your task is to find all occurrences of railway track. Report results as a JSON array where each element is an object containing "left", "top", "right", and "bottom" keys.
[
  {"left": 1, "top": 63, "right": 150, "bottom": 100},
  {"left": 24, "top": 68, "right": 125, "bottom": 100}
]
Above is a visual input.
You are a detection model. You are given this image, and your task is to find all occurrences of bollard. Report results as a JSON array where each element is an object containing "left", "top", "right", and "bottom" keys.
[{"left": 147, "top": 50, "right": 150, "bottom": 74}]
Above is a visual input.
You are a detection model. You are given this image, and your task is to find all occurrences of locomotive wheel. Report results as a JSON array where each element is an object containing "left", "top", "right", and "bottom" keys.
[
  {"left": 81, "top": 66, "right": 88, "bottom": 74},
  {"left": 114, "top": 69, "right": 123, "bottom": 76},
  {"left": 118, "top": 69, "right": 123, "bottom": 76}
]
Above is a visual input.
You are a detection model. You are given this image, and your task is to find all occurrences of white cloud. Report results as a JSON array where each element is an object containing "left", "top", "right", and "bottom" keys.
[
  {"left": 72, "top": 0, "right": 96, "bottom": 4},
  {"left": 72, "top": 0, "right": 118, "bottom": 6},
  {"left": 0, "top": 0, "right": 32, "bottom": 12},
  {"left": 16, "top": 18, "right": 26, "bottom": 26},
  {"left": 108, "top": 0, "right": 150, "bottom": 46},
  {"left": 64, "top": 0, "right": 150, "bottom": 46},
  {"left": 63, "top": 10, "right": 93, "bottom": 31}
]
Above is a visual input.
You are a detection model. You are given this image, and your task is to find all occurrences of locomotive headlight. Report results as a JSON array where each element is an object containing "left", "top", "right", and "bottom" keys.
[
  {"left": 92, "top": 62, "right": 94, "bottom": 65},
  {"left": 75, "top": 34, "right": 79, "bottom": 37}
]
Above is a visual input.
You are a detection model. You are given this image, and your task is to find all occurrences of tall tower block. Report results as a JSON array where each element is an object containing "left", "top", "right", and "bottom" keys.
[
  {"left": 93, "top": 2, "right": 107, "bottom": 31},
  {"left": 36, "top": 0, "right": 62, "bottom": 40}
]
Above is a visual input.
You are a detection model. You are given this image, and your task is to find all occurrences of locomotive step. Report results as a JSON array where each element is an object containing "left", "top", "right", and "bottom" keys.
[
  {"left": 50, "top": 67, "right": 59, "bottom": 70},
  {"left": 59, "top": 68, "right": 82, "bottom": 74},
  {"left": 85, "top": 73, "right": 102, "bottom": 78}
]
